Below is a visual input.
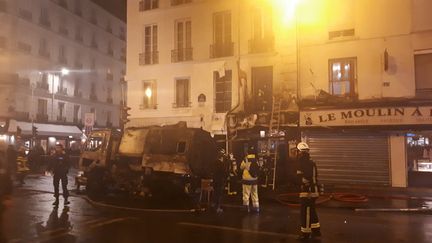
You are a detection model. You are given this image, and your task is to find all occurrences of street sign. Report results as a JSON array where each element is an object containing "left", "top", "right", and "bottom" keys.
[{"left": 84, "top": 113, "right": 95, "bottom": 126}]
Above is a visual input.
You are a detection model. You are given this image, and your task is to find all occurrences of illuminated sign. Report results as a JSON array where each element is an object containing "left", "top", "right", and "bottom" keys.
[{"left": 300, "top": 106, "right": 432, "bottom": 127}]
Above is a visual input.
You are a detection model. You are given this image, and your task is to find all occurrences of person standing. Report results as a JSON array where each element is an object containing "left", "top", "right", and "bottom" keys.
[
  {"left": 6, "top": 145, "right": 17, "bottom": 180},
  {"left": 16, "top": 146, "right": 29, "bottom": 186},
  {"left": 47, "top": 144, "right": 70, "bottom": 206},
  {"left": 296, "top": 142, "right": 321, "bottom": 240},
  {"left": 240, "top": 145, "right": 260, "bottom": 213},
  {"left": 212, "top": 148, "right": 229, "bottom": 213}
]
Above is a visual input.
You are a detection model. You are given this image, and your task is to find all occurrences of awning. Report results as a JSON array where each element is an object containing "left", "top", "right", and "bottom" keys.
[{"left": 8, "top": 120, "right": 83, "bottom": 138}]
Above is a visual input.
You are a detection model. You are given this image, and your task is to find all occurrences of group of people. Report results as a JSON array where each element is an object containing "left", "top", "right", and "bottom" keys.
[{"left": 211, "top": 142, "right": 321, "bottom": 241}]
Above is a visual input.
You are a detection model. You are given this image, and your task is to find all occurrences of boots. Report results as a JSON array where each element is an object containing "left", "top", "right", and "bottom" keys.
[
  {"left": 296, "top": 233, "right": 311, "bottom": 241},
  {"left": 53, "top": 198, "right": 59, "bottom": 206}
]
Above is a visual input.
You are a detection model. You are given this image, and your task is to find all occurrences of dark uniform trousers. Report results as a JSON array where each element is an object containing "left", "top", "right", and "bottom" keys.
[
  {"left": 300, "top": 195, "right": 320, "bottom": 234},
  {"left": 53, "top": 174, "right": 69, "bottom": 199}
]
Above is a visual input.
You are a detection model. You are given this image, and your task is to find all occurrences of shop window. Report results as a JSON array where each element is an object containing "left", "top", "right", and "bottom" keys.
[
  {"left": 329, "top": 57, "right": 357, "bottom": 98},
  {"left": 407, "top": 135, "right": 432, "bottom": 172}
]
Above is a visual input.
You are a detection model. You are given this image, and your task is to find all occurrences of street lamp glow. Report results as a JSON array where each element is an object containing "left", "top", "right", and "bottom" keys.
[
  {"left": 145, "top": 87, "right": 152, "bottom": 98},
  {"left": 61, "top": 68, "right": 70, "bottom": 76}
]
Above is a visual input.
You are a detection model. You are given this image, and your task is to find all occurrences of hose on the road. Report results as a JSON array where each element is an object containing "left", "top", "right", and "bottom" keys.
[{"left": 276, "top": 192, "right": 368, "bottom": 207}]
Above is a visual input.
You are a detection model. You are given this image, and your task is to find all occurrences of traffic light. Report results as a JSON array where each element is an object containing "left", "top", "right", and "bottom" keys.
[
  {"left": 32, "top": 126, "right": 38, "bottom": 137},
  {"left": 121, "top": 106, "right": 131, "bottom": 124}
]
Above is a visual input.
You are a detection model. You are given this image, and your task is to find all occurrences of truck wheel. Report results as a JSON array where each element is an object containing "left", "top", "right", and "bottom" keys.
[{"left": 86, "top": 168, "right": 105, "bottom": 197}]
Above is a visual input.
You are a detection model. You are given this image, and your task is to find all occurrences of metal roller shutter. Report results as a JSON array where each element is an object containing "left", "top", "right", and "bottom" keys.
[{"left": 305, "top": 131, "right": 390, "bottom": 186}]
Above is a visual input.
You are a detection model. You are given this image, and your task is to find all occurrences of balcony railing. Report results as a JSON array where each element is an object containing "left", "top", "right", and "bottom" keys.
[
  {"left": 57, "top": 116, "right": 66, "bottom": 122},
  {"left": 17, "top": 42, "right": 32, "bottom": 54},
  {"left": 73, "top": 91, "right": 82, "bottom": 98},
  {"left": 172, "top": 101, "right": 192, "bottom": 108},
  {"left": 171, "top": 48, "right": 193, "bottom": 62},
  {"left": 36, "top": 82, "right": 49, "bottom": 91},
  {"left": 57, "top": 87, "right": 68, "bottom": 95},
  {"left": 36, "top": 113, "right": 49, "bottom": 122},
  {"left": 38, "top": 49, "right": 50, "bottom": 59},
  {"left": 59, "top": 27, "right": 69, "bottom": 36},
  {"left": 90, "top": 93, "right": 98, "bottom": 101},
  {"left": 14, "top": 111, "right": 29, "bottom": 121},
  {"left": 39, "top": 18, "right": 51, "bottom": 28},
  {"left": 248, "top": 37, "right": 274, "bottom": 53},
  {"left": 210, "top": 42, "right": 234, "bottom": 58},
  {"left": 139, "top": 51, "right": 159, "bottom": 65},
  {"left": 18, "top": 9, "right": 33, "bottom": 21}
]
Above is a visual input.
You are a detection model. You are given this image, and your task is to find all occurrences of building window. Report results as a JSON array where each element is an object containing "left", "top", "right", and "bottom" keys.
[
  {"left": 57, "top": 102, "right": 66, "bottom": 122},
  {"left": 91, "top": 32, "right": 98, "bottom": 49},
  {"left": 107, "top": 41, "right": 114, "bottom": 56},
  {"left": 329, "top": 57, "right": 357, "bottom": 98},
  {"left": 172, "top": 19, "right": 192, "bottom": 62},
  {"left": 174, "top": 78, "right": 190, "bottom": 108},
  {"left": 37, "top": 99, "right": 48, "bottom": 122},
  {"left": 107, "top": 87, "right": 113, "bottom": 104},
  {"left": 139, "top": 0, "right": 158, "bottom": 11},
  {"left": 90, "top": 83, "right": 97, "bottom": 101},
  {"left": 73, "top": 105, "right": 80, "bottom": 123},
  {"left": 171, "top": 0, "right": 192, "bottom": 6},
  {"left": 18, "top": 8, "right": 33, "bottom": 21},
  {"left": 58, "top": 45, "right": 67, "bottom": 64},
  {"left": 139, "top": 25, "right": 158, "bottom": 65},
  {"left": 119, "top": 27, "right": 126, "bottom": 40},
  {"left": 141, "top": 81, "right": 157, "bottom": 109},
  {"left": 106, "top": 111, "right": 112, "bottom": 127},
  {"left": 249, "top": 8, "right": 274, "bottom": 53},
  {"left": 38, "top": 38, "right": 49, "bottom": 59},
  {"left": 415, "top": 53, "right": 432, "bottom": 99},
  {"left": 211, "top": 11, "right": 233, "bottom": 58},
  {"left": 74, "top": 79, "right": 81, "bottom": 97},
  {"left": 214, "top": 70, "right": 232, "bottom": 113},
  {"left": 39, "top": 7, "right": 51, "bottom": 28},
  {"left": 75, "top": 26, "right": 83, "bottom": 42}
]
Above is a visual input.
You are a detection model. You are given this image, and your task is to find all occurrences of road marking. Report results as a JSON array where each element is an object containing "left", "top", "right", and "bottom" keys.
[{"left": 178, "top": 222, "right": 297, "bottom": 239}]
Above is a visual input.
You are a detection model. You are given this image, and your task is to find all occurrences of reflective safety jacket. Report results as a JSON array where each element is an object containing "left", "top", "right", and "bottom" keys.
[
  {"left": 296, "top": 157, "right": 319, "bottom": 198},
  {"left": 240, "top": 154, "right": 258, "bottom": 185}
]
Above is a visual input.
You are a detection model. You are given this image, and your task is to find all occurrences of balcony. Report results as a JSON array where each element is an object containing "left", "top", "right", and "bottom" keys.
[
  {"left": 248, "top": 37, "right": 274, "bottom": 54},
  {"left": 36, "top": 82, "right": 49, "bottom": 91},
  {"left": 90, "top": 93, "right": 98, "bottom": 101},
  {"left": 18, "top": 9, "right": 33, "bottom": 21},
  {"left": 73, "top": 91, "right": 82, "bottom": 98},
  {"left": 57, "top": 87, "right": 68, "bottom": 96},
  {"left": 14, "top": 111, "right": 30, "bottom": 121},
  {"left": 17, "top": 42, "right": 32, "bottom": 54},
  {"left": 58, "top": 56, "right": 67, "bottom": 65},
  {"left": 106, "top": 97, "right": 113, "bottom": 104},
  {"left": 38, "top": 49, "right": 50, "bottom": 59},
  {"left": 139, "top": 51, "right": 159, "bottom": 65},
  {"left": 39, "top": 18, "right": 51, "bottom": 29},
  {"left": 57, "top": 116, "right": 66, "bottom": 122},
  {"left": 59, "top": 27, "right": 69, "bottom": 36},
  {"left": 171, "top": 48, "right": 193, "bottom": 62},
  {"left": 36, "top": 113, "right": 48, "bottom": 122},
  {"left": 172, "top": 101, "right": 192, "bottom": 108},
  {"left": 210, "top": 42, "right": 234, "bottom": 58}
]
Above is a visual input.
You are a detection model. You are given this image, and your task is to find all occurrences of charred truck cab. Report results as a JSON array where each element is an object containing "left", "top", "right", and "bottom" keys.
[{"left": 77, "top": 122, "right": 218, "bottom": 196}]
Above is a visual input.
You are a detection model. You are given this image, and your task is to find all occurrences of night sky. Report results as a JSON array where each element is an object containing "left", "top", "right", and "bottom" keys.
[{"left": 91, "top": 0, "right": 127, "bottom": 21}]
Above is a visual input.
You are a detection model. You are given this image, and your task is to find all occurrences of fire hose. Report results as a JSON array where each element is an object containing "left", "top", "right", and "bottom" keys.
[{"left": 276, "top": 192, "right": 368, "bottom": 207}]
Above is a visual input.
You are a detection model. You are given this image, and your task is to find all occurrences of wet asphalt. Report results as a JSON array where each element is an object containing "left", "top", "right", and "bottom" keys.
[{"left": 2, "top": 173, "right": 432, "bottom": 243}]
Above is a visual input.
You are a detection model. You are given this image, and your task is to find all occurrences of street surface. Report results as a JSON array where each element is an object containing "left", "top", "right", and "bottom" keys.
[{"left": 2, "top": 173, "right": 432, "bottom": 243}]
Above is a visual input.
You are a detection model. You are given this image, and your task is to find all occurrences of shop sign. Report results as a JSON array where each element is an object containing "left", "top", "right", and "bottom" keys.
[{"left": 300, "top": 106, "right": 432, "bottom": 127}]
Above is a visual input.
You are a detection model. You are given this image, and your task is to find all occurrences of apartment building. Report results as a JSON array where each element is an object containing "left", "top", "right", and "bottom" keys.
[{"left": 0, "top": 0, "right": 126, "bottom": 150}]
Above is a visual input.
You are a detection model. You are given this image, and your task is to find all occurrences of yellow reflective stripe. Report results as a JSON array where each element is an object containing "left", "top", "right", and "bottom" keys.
[
  {"left": 296, "top": 170, "right": 302, "bottom": 174},
  {"left": 306, "top": 206, "right": 310, "bottom": 230},
  {"left": 299, "top": 192, "right": 309, "bottom": 197},
  {"left": 311, "top": 223, "right": 321, "bottom": 228},
  {"left": 301, "top": 227, "right": 312, "bottom": 233},
  {"left": 313, "top": 165, "right": 317, "bottom": 184}
]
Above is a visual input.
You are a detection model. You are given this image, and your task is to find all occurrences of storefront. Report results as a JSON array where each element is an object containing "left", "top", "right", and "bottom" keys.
[{"left": 300, "top": 104, "right": 432, "bottom": 188}]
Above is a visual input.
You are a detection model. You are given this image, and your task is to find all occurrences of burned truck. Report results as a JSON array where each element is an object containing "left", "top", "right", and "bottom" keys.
[{"left": 77, "top": 123, "right": 218, "bottom": 196}]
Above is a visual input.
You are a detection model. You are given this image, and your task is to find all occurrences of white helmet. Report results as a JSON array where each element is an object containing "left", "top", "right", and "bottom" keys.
[{"left": 297, "top": 142, "right": 310, "bottom": 151}]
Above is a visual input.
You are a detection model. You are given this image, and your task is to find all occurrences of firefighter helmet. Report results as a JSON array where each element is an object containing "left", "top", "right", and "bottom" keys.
[{"left": 297, "top": 142, "right": 310, "bottom": 151}]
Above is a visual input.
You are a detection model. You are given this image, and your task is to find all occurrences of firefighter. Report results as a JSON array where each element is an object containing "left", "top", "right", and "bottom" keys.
[
  {"left": 240, "top": 145, "right": 260, "bottom": 213},
  {"left": 212, "top": 148, "right": 229, "bottom": 213},
  {"left": 296, "top": 142, "right": 321, "bottom": 240},
  {"left": 47, "top": 144, "right": 71, "bottom": 206}
]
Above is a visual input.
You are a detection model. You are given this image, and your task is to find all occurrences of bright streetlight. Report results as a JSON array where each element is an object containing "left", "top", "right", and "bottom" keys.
[{"left": 61, "top": 68, "right": 70, "bottom": 76}]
